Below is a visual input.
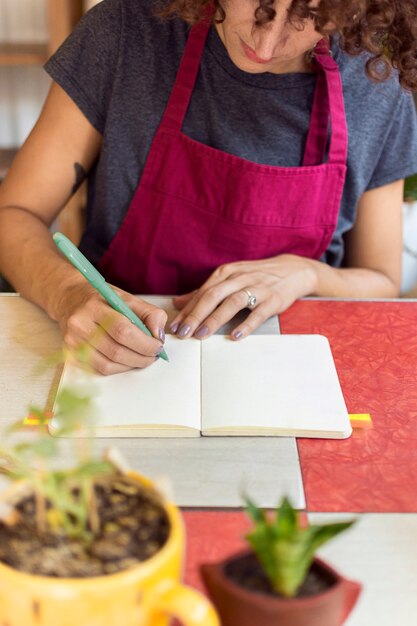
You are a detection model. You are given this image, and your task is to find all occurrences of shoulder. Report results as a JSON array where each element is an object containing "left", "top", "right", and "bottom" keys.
[
  {"left": 331, "top": 39, "right": 417, "bottom": 195},
  {"left": 49, "top": 0, "right": 189, "bottom": 86},
  {"left": 94, "top": 0, "right": 189, "bottom": 70},
  {"left": 79, "top": 0, "right": 188, "bottom": 46},
  {"left": 106, "top": 0, "right": 189, "bottom": 43},
  {"left": 332, "top": 38, "right": 411, "bottom": 118}
]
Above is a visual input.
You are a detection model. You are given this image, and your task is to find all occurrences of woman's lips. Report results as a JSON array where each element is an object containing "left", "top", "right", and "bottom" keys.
[{"left": 240, "top": 38, "right": 273, "bottom": 64}]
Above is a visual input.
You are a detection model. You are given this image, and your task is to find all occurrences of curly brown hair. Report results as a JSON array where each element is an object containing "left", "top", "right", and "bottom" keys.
[{"left": 159, "top": 0, "right": 417, "bottom": 91}]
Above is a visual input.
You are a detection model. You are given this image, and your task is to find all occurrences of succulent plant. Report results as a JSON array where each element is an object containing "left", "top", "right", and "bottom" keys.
[{"left": 244, "top": 496, "right": 354, "bottom": 598}]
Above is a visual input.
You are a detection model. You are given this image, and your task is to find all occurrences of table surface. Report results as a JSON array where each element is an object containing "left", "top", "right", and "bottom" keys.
[{"left": 1, "top": 294, "right": 417, "bottom": 626}]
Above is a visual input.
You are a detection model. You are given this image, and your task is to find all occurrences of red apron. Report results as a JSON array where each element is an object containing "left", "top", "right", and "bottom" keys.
[{"left": 99, "top": 21, "right": 348, "bottom": 295}]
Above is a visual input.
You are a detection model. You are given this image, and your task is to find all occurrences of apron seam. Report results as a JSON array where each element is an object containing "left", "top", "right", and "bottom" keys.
[
  {"left": 140, "top": 183, "right": 340, "bottom": 229},
  {"left": 158, "top": 129, "right": 342, "bottom": 173}
]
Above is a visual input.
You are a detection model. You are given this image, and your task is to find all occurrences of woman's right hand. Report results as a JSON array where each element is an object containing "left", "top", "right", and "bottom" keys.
[
  {"left": 0, "top": 81, "right": 167, "bottom": 375},
  {"left": 58, "top": 282, "right": 167, "bottom": 375}
]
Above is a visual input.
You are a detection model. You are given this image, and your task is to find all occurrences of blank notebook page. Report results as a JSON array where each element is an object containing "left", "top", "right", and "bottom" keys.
[
  {"left": 52, "top": 336, "right": 201, "bottom": 436},
  {"left": 201, "top": 334, "right": 351, "bottom": 438}
]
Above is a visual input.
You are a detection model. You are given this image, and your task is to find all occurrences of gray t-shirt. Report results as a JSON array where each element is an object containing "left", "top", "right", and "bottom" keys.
[{"left": 45, "top": 0, "right": 417, "bottom": 270}]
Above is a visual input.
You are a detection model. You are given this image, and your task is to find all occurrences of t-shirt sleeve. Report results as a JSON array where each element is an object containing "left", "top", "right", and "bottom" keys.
[
  {"left": 366, "top": 89, "right": 417, "bottom": 190},
  {"left": 44, "top": 0, "right": 122, "bottom": 134}
]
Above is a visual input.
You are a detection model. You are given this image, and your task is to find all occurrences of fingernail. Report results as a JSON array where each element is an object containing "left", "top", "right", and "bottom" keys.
[
  {"left": 178, "top": 324, "right": 191, "bottom": 338},
  {"left": 155, "top": 345, "right": 165, "bottom": 356},
  {"left": 233, "top": 330, "right": 243, "bottom": 340},
  {"left": 194, "top": 325, "right": 209, "bottom": 338},
  {"left": 170, "top": 322, "right": 179, "bottom": 333},
  {"left": 159, "top": 327, "right": 166, "bottom": 342}
]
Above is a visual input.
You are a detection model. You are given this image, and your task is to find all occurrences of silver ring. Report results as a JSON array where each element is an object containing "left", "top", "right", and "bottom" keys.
[{"left": 243, "top": 288, "right": 257, "bottom": 309}]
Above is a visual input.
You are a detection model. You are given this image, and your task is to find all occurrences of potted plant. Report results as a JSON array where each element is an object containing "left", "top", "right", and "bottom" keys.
[
  {"left": 201, "top": 496, "right": 360, "bottom": 626},
  {"left": 0, "top": 383, "right": 218, "bottom": 626}
]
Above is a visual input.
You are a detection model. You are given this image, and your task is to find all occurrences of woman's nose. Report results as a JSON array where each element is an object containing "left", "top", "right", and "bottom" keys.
[{"left": 251, "top": 11, "right": 288, "bottom": 60}]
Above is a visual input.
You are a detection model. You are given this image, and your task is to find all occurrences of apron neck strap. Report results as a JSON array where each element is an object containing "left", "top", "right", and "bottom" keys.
[
  {"left": 160, "top": 19, "right": 211, "bottom": 132},
  {"left": 303, "top": 38, "right": 348, "bottom": 166}
]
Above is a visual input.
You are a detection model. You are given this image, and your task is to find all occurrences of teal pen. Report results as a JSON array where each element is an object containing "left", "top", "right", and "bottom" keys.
[{"left": 53, "top": 232, "right": 169, "bottom": 362}]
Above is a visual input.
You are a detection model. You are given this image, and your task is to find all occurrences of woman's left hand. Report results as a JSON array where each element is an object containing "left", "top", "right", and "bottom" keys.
[{"left": 170, "top": 254, "right": 318, "bottom": 340}]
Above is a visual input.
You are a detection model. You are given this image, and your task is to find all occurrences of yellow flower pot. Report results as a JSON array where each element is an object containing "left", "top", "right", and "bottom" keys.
[{"left": 0, "top": 472, "right": 219, "bottom": 626}]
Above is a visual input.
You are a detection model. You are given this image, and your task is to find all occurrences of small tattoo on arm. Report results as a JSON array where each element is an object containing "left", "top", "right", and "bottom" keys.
[{"left": 71, "top": 162, "right": 87, "bottom": 194}]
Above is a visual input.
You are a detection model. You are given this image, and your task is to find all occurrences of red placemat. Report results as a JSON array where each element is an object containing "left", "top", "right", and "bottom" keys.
[
  {"left": 182, "top": 511, "right": 249, "bottom": 591},
  {"left": 280, "top": 300, "right": 417, "bottom": 513}
]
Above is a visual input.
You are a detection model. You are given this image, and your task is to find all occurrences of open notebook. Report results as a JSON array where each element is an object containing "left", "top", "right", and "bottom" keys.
[{"left": 50, "top": 334, "right": 351, "bottom": 439}]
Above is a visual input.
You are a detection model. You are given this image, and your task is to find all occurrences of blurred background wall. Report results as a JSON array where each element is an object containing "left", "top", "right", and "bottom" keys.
[{"left": 0, "top": 0, "right": 101, "bottom": 147}]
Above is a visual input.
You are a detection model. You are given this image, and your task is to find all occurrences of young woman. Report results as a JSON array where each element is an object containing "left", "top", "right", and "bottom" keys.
[{"left": 0, "top": 0, "right": 416, "bottom": 374}]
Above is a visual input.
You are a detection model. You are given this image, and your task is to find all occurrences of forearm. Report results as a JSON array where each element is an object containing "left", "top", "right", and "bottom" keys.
[
  {"left": 309, "top": 258, "right": 400, "bottom": 299},
  {"left": 0, "top": 206, "right": 85, "bottom": 320},
  {"left": 311, "top": 181, "right": 404, "bottom": 300}
]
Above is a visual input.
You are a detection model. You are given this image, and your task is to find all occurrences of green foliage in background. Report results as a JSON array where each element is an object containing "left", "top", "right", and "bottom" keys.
[
  {"left": 405, "top": 174, "right": 417, "bottom": 202},
  {"left": 244, "top": 496, "right": 354, "bottom": 598}
]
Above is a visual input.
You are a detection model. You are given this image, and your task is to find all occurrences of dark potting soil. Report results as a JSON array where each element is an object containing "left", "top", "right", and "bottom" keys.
[
  {"left": 225, "top": 553, "right": 334, "bottom": 599},
  {"left": 0, "top": 475, "right": 170, "bottom": 578}
]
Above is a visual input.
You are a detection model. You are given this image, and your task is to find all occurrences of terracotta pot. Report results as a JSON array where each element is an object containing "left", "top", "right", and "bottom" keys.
[
  {"left": 201, "top": 551, "right": 361, "bottom": 626},
  {"left": 0, "top": 472, "right": 219, "bottom": 626}
]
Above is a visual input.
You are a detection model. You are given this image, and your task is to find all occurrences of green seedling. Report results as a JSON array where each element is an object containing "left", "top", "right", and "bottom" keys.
[{"left": 0, "top": 362, "right": 114, "bottom": 542}]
